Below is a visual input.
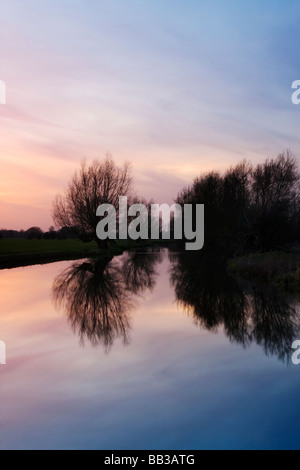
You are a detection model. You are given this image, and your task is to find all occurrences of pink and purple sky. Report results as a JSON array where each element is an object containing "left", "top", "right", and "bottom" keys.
[{"left": 1, "top": 0, "right": 300, "bottom": 230}]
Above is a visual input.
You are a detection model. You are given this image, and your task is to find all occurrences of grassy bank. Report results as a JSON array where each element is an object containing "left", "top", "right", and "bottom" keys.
[
  {"left": 0, "top": 239, "right": 99, "bottom": 256},
  {"left": 0, "top": 238, "right": 167, "bottom": 269},
  {"left": 0, "top": 239, "right": 100, "bottom": 269},
  {"left": 227, "top": 250, "right": 300, "bottom": 291}
]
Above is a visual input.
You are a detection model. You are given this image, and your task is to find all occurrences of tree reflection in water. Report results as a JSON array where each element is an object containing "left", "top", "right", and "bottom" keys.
[
  {"left": 169, "top": 251, "right": 300, "bottom": 363},
  {"left": 53, "top": 247, "right": 300, "bottom": 362},
  {"left": 52, "top": 249, "right": 162, "bottom": 350}
]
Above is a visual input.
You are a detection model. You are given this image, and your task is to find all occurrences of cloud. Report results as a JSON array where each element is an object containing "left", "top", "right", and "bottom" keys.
[{"left": 1, "top": 0, "right": 300, "bottom": 228}]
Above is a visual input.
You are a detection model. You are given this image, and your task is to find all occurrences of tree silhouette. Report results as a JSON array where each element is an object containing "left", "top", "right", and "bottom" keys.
[
  {"left": 52, "top": 250, "right": 162, "bottom": 350},
  {"left": 250, "top": 151, "right": 300, "bottom": 250},
  {"left": 25, "top": 226, "right": 44, "bottom": 239},
  {"left": 176, "top": 151, "right": 300, "bottom": 254},
  {"left": 52, "top": 155, "right": 136, "bottom": 249}
]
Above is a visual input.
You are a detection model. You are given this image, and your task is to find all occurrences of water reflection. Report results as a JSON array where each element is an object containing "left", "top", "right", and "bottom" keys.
[
  {"left": 52, "top": 250, "right": 162, "bottom": 350},
  {"left": 169, "top": 251, "right": 300, "bottom": 363},
  {"left": 53, "top": 248, "right": 300, "bottom": 362},
  {"left": 123, "top": 248, "right": 162, "bottom": 294}
]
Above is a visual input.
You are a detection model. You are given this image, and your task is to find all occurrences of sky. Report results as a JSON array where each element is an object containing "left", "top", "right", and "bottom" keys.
[{"left": 1, "top": 0, "right": 300, "bottom": 230}]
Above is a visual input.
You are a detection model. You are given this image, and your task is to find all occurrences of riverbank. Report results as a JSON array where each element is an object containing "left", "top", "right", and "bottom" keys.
[
  {"left": 0, "top": 238, "right": 151, "bottom": 269},
  {"left": 227, "top": 249, "right": 300, "bottom": 291}
]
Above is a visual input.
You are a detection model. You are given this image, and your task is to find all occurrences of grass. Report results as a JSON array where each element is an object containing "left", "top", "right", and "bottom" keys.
[
  {"left": 0, "top": 238, "right": 166, "bottom": 269},
  {"left": 0, "top": 239, "right": 98, "bottom": 256},
  {"left": 227, "top": 249, "right": 300, "bottom": 291},
  {"left": 0, "top": 238, "right": 100, "bottom": 269}
]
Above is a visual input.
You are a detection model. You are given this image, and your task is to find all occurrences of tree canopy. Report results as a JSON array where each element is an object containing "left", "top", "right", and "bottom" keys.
[
  {"left": 52, "top": 155, "right": 136, "bottom": 247},
  {"left": 176, "top": 151, "right": 300, "bottom": 254}
]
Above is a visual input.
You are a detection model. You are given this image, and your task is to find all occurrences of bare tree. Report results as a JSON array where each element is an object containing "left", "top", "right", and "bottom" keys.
[
  {"left": 251, "top": 150, "right": 299, "bottom": 213},
  {"left": 52, "top": 155, "right": 136, "bottom": 248},
  {"left": 250, "top": 150, "right": 300, "bottom": 249},
  {"left": 175, "top": 150, "right": 300, "bottom": 253}
]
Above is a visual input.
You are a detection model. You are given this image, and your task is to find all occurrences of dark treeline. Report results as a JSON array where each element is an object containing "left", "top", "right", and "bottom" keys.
[
  {"left": 1, "top": 150, "right": 299, "bottom": 255},
  {"left": 176, "top": 150, "right": 300, "bottom": 255},
  {"left": 0, "top": 226, "right": 76, "bottom": 240}
]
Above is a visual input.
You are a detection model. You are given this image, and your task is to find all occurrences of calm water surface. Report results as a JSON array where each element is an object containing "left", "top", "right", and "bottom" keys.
[{"left": 0, "top": 249, "right": 300, "bottom": 450}]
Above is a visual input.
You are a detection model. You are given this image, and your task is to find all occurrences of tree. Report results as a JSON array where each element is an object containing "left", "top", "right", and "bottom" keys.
[
  {"left": 52, "top": 155, "right": 136, "bottom": 248},
  {"left": 25, "top": 227, "right": 44, "bottom": 239},
  {"left": 175, "top": 150, "right": 300, "bottom": 254},
  {"left": 176, "top": 168, "right": 250, "bottom": 253},
  {"left": 222, "top": 161, "right": 253, "bottom": 253},
  {"left": 43, "top": 226, "right": 57, "bottom": 240},
  {"left": 250, "top": 151, "right": 300, "bottom": 249}
]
